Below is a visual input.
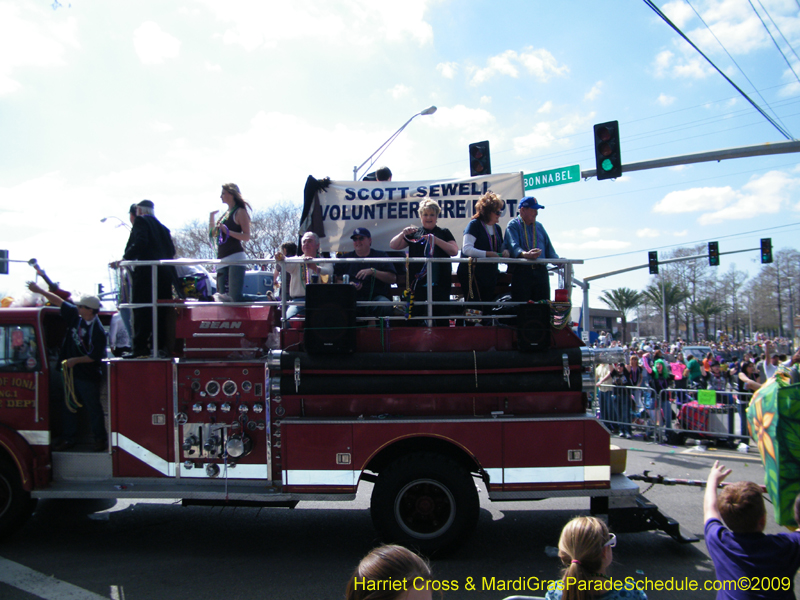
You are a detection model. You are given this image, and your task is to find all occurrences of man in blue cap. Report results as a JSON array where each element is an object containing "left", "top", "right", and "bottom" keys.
[
  {"left": 504, "top": 196, "right": 558, "bottom": 302},
  {"left": 335, "top": 227, "right": 397, "bottom": 318}
]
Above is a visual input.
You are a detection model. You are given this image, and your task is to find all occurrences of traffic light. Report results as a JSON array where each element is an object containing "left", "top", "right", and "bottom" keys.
[
  {"left": 648, "top": 251, "right": 659, "bottom": 275},
  {"left": 593, "top": 121, "right": 622, "bottom": 180},
  {"left": 0, "top": 250, "right": 7, "bottom": 275},
  {"left": 708, "top": 241, "right": 720, "bottom": 267},
  {"left": 469, "top": 141, "right": 491, "bottom": 176},
  {"left": 761, "top": 238, "right": 773, "bottom": 264},
  {"left": 98, "top": 283, "right": 105, "bottom": 295}
]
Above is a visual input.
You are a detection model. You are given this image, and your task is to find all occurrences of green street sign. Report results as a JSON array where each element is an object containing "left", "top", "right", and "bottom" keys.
[{"left": 523, "top": 164, "right": 580, "bottom": 191}]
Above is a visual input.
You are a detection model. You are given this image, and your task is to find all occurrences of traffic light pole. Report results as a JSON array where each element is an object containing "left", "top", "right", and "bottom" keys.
[
  {"left": 580, "top": 140, "right": 800, "bottom": 179},
  {"left": 577, "top": 247, "right": 761, "bottom": 343}
]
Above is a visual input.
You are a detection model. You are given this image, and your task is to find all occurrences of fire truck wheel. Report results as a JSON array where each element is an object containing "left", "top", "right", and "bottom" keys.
[
  {"left": 370, "top": 452, "right": 479, "bottom": 555},
  {"left": 0, "top": 459, "right": 35, "bottom": 539}
]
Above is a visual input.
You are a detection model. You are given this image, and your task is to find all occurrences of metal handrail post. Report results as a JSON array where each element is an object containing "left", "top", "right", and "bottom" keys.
[{"left": 151, "top": 264, "right": 158, "bottom": 358}]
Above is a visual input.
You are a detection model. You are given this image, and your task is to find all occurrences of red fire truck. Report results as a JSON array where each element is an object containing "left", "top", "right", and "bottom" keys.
[{"left": 0, "top": 264, "right": 694, "bottom": 553}]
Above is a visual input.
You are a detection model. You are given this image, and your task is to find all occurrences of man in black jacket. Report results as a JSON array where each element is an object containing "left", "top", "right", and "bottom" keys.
[{"left": 122, "top": 200, "right": 175, "bottom": 357}]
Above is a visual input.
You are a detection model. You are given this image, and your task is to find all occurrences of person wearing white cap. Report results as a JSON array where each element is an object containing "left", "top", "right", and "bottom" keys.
[
  {"left": 504, "top": 196, "right": 558, "bottom": 303},
  {"left": 26, "top": 281, "right": 108, "bottom": 452}
]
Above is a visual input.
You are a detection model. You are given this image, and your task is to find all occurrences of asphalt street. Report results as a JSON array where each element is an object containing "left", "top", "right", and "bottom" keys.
[{"left": 0, "top": 437, "right": 796, "bottom": 600}]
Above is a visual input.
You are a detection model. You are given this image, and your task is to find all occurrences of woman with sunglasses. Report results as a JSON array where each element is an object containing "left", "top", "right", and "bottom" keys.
[
  {"left": 546, "top": 516, "right": 646, "bottom": 600},
  {"left": 457, "top": 191, "right": 510, "bottom": 320}
]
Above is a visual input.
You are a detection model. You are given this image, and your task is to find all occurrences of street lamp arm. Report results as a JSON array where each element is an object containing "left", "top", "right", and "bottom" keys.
[{"left": 353, "top": 106, "right": 437, "bottom": 181}]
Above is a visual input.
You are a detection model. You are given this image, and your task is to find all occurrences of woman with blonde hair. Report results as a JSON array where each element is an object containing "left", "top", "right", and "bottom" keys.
[
  {"left": 545, "top": 516, "right": 646, "bottom": 600},
  {"left": 345, "top": 544, "right": 433, "bottom": 600},
  {"left": 390, "top": 199, "right": 458, "bottom": 324}
]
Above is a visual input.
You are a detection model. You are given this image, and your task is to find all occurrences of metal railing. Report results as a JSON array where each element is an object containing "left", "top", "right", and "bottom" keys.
[{"left": 114, "top": 256, "right": 583, "bottom": 356}]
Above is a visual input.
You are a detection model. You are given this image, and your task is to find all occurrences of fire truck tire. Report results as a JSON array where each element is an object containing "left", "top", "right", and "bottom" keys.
[
  {"left": 370, "top": 453, "right": 479, "bottom": 555},
  {"left": 0, "top": 459, "right": 35, "bottom": 539}
]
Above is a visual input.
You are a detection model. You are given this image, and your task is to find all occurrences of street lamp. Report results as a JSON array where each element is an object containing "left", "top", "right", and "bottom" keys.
[
  {"left": 101, "top": 216, "right": 131, "bottom": 231},
  {"left": 353, "top": 106, "right": 437, "bottom": 181}
]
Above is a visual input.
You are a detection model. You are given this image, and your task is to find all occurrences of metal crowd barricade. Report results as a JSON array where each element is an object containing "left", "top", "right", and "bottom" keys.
[
  {"left": 656, "top": 387, "right": 753, "bottom": 446},
  {"left": 116, "top": 255, "right": 584, "bottom": 357},
  {"left": 595, "top": 384, "right": 657, "bottom": 439}
]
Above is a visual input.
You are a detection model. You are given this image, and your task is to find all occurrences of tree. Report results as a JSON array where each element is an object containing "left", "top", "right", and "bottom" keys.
[
  {"left": 689, "top": 297, "right": 724, "bottom": 340},
  {"left": 173, "top": 202, "right": 302, "bottom": 270},
  {"left": 598, "top": 287, "right": 642, "bottom": 343},
  {"left": 643, "top": 281, "right": 690, "bottom": 342}
]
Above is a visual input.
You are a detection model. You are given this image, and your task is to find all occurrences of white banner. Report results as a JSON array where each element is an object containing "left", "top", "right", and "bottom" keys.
[{"left": 314, "top": 173, "right": 525, "bottom": 253}]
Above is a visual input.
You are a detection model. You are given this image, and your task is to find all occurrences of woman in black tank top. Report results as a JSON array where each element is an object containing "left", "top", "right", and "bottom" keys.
[{"left": 209, "top": 183, "right": 253, "bottom": 302}]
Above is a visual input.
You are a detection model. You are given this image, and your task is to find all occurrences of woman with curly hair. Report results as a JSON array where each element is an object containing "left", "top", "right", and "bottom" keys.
[
  {"left": 457, "top": 190, "right": 509, "bottom": 319},
  {"left": 546, "top": 516, "right": 645, "bottom": 600}
]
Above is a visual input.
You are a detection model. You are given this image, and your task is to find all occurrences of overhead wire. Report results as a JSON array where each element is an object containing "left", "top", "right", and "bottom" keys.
[
  {"left": 749, "top": 0, "right": 800, "bottom": 86},
  {"left": 643, "top": 0, "right": 793, "bottom": 139},
  {"left": 584, "top": 221, "right": 800, "bottom": 261},
  {"left": 684, "top": 0, "right": 789, "bottom": 134}
]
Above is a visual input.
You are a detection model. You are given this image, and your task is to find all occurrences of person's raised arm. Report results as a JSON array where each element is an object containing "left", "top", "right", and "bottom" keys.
[
  {"left": 704, "top": 461, "right": 731, "bottom": 523},
  {"left": 27, "top": 281, "right": 64, "bottom": 307}
]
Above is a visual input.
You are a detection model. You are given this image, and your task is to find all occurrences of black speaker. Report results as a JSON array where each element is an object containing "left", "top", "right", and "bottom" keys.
[
  {"left": 516, "top": 303, "right": 551, "bottom": 352},
  {"left": 304, "top": 284, "right": 357, "bottom": 354}
]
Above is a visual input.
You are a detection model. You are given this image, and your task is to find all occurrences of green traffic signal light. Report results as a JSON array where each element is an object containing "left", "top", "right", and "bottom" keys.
[
  {"left": 760, "top": 238, "right": 773, "bottom": 264},
  {"left": 708, "top": 241, "right": 719, "bottom": 267}
]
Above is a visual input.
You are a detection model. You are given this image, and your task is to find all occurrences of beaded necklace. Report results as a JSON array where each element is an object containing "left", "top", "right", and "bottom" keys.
[{"left": 521, "top": 218, "right": 537, "bottom": 251}]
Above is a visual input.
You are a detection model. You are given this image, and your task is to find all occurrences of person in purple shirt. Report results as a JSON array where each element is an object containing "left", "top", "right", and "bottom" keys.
[{"left": 704, "top": 461, "right": 800, "bottom": 599}]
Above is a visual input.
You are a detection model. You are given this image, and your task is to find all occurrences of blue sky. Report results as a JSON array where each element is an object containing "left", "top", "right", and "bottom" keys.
[{"left": 1, "top": 0, "right": 798, "bottom": 307}]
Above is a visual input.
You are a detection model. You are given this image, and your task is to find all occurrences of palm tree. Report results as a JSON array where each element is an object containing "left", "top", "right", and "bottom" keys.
[
  {"left": 643, "top": 281, "right": 690, "bottom": 342},
  {"left": 598, "top": 287, "right": 642, "bottom": 343},
  {"left": 690, "top": 298, "right": 724, "bottom": 340}
]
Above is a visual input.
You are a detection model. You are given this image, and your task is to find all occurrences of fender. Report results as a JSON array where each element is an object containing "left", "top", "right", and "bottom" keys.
[{"left": 0, "top": 424, "right": 36, "bottom": 492}]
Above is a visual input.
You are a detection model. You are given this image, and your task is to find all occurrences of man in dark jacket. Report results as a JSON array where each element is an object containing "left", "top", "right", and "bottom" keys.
[{"left": 122, "top": 200, "right": 175, "bottom": 357}]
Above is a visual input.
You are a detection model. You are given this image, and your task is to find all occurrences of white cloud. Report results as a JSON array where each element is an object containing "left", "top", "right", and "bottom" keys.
[
  {"left": 537, "top": 101, "right": 553, "bottom": 114},
  {"left": 517, "top": 47, "right": 569, "bottom": 80},
  {"left": 479, "top": 95, "right": 492, "bottom": 105},
  {"left": 661, "top": 1, "right": 695, "bottom": 28},
  {"left": 584, "top": 81, "right": 602, "bottom": 101},
  {"left": 654, "top": 186, "right": 736, "bottom": 214},
  {"left": 673, "top": 230, "right": 689, "bottom": 237},
  {"left": 470, "top": 50, "right": 519, "bottom": 85},
  {"left": 150, "top": 121, "right": 173, "bottom": 133},
  {"left": 469, "top": 46, "right": 567, "bottom": 85},
  {"left": 205, "top": 61, "right": 222, "bottom": 72},
  {"left": 436, "top": 62, "right": 457, "bottom": 79},
  {"left": 636, "top": 228, "right": 660, "bottom": 238},
  {"left": 202, "top": 0, "right": 433, "bottom": 51},
  {"left": 0, "top": 3, "right": 78, "bottom": 95},
  {"left": 388, "top": 84, "right": 411, "bottom": 99},
  {"left": 653, "top": 171, "right": 799, "bottom": 224},
  {"left": 513, "top": 112, "right": 593, "bottom": 154},
  {"left": 656, "top": 93, "right": 675, "bottom": 106},
  {"left": 133, "top": 22, "right": 180, "bottom": 65},
  {"left": 652, "top": 49, "right": 711, "bottom": 79}
]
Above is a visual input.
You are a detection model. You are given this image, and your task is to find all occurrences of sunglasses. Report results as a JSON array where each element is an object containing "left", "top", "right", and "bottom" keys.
[
  {"left": 352, "top": 236, "right": 366, "bottom": 241},
  {"left": 494, "top": 210, "right": 502, "bottom": 216},
  {"left": 603, "top": 533, "right": 616, "bottom": 548}
]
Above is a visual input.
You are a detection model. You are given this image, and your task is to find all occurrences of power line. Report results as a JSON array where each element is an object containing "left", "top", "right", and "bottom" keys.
[
  {"left": 684, "top": 0, "right": 789, "bottom": 133},
  {"left": 643, "top": 0, "right": 793, "bottom": 139},
  {"left": 584, "top": 221, "right": 800, "bottom": 261},
  {"left": 749, "top": 0, "right": 800, "bottom": 86}
]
